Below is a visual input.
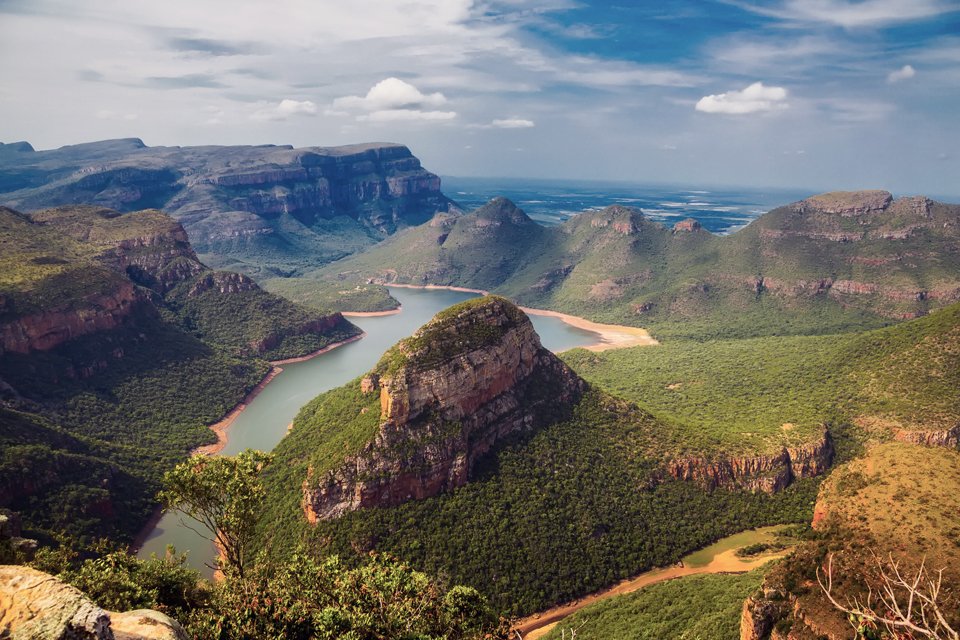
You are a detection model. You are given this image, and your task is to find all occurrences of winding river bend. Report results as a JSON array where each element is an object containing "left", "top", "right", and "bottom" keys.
[{"left": 138, "top": 286, "right": 602, "bottom": 573}]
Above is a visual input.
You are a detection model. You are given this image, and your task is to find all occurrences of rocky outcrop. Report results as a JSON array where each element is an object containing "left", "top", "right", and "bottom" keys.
[
  {"left": 302, "top": 297, "right": 586, "bottom": 521},
  {"left": 792, "top": 190, "right": 893, "bottom": 216},
  {"left": 0, "top": 280, "right": 144, "bottom": 355},
  {"left": 894, "top": 424, "right": 960, "bottom": 448},
  {"left": 667, "top": 429, "right": 834, "bottom": 493},
  {"left": 247, "top": 312, "right": 345, "bottom": 355},
  {"left": 673, "top": 218, "right": 702, "bottom": 233},
  {"left": 186, "top": 271, "right": 259, "bottom": 297},
  {"left": 0, "top": 566, "right": 187, "bottom": 640}
]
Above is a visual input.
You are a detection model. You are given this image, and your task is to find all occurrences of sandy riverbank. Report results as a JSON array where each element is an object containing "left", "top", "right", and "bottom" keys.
[
  {"left": 381, "top": 283, "right": 658, "bottom": 351},
  {"left": 193, "top": 333, "right": 365, "bottom": 456},
  {"left": 342, "top": 307, "right": 403, "bottom": 317},
  {"left": 516, "top": 546, "right": 788, "bottom": 639}
]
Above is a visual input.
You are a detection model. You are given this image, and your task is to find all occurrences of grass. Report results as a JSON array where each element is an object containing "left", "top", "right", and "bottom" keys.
[
  {"left": 261, "top": 277, "right": 399, "bottom": 313},
  {"left": 541, "top": 570, "right": 766, "bottom": 640},
  {"left": 562, "top": 302, "right": 960, "bottom": 456}
]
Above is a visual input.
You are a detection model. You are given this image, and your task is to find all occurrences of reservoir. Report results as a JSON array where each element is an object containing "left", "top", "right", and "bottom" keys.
[{"left": 138, "top": 286, "right": 600, "bottom": 573}]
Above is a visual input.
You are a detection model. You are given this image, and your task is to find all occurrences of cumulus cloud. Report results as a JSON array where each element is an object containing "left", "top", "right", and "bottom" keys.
[
  {"left": 695, "top": 82, "right": 789, "bottom": 115},
  {"left": 251, "top": 98, "right": 317, "bottom": 121},
  {"left": 887, "top": 64, "right": 916, "bottom": 82},
  {"left": 333, "top": 77, "right": 447, "bottom": 111},
  {"left": 330, "top": 77, "right": 454, "bottom": 123}
]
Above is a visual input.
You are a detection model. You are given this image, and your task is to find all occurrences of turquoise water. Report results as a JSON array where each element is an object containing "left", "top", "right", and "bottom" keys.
[{"left": 137, "top": 287, "right": 598, "bottom": 573}]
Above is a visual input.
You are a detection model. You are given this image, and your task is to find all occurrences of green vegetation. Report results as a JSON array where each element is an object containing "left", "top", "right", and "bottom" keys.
[
  {"left": 257, "top": 389, "right": 819, "bottom": 617},
  {"left": 314, "top": 195, "right": 960, "bottom": 339},
  {"left": 166, "top": 280, "right": 360, "bottom": 360},
  {"left": 161, "top": 450, "right": 274, "bottom": 577},
  {"left": 18, "top": 461, "right": 507, "bottom": 640},
  {"left": 563, "top": 302, "right": 960, "bottom": 456},
  {"left": 543, "top": 570, "right": 765, "bottom": 640},
  {"left": 0, "top": 317, "right": 270, "bottom": 540},
  {"left": 374, "top": 296, "right": 524, "bottom": 375},
  {"left": 262, "top": 277, "right": 399, "bottom": 313},
  {"left": 0, "top": 204, "right": 359, "bottom": 542}
]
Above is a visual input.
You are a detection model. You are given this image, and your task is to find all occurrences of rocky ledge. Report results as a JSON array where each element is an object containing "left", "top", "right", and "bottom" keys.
[
  {"left": 0, "top": 565, "right": 187, "bottom": 640},
  {"left": 302, "top": 296, "right": 586, "bottom": 521},
  {"left": 667, "top": 428, "right": 834, "bottom": 493}
]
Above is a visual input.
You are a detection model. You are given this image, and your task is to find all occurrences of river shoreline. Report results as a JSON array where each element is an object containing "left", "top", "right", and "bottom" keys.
[
  {"left": 342, "top": 307, "right": 403, "bottom": 317},
  {"left": 515, "top": 529, "right": 792, "bottom": 639},
  {"left": 380, "top": 283, "right": 658, "bottom": 351},
  {"left": 130, "top": 333, "right": 365, "bottom": 553}
]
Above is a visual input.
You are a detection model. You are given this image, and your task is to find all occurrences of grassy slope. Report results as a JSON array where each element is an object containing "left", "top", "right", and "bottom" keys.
[
  {"left": 542, "top": 570, "right": 765, "bottom": 640},
  {"left": 312, "top": 195, "right": 960, "bottom": 339},
  {"left": 761, "top": 441, "right": 960, "bottom": 638},
  {"left": 563, "top": 302, "right": 960, "bottom": 456}
]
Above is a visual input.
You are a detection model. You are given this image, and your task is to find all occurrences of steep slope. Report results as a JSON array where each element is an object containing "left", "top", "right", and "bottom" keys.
[
  {"left": 741, "top": 442, "right": 960, "bottom": 640},
  {"left": 256, "top": 297, "right": 829, "bottom": 616},
  {"left": 313, "top": 197, "right": 550, "bottom": 292},
  {"left": 0, "top": 205, "right": 358, "bottom": 540},
  {"left": 316, "top": 191, "right": 960, "bottom": 338},
  {"left": 0, "top": 139, "right": 457, "bottom": 277}
]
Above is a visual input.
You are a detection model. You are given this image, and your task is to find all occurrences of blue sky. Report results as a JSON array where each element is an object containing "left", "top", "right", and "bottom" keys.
[{"left": 0, "top": 0, "right": 958, "bottom": 196}]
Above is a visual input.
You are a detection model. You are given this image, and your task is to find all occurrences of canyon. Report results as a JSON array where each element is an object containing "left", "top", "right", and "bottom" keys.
[{"left": 0, "top": 139, "right": 457, "bottom": 276}]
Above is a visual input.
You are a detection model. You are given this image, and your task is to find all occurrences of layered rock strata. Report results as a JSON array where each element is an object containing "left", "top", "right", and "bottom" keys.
[
  {"left": 303, "top": 297, "right": 586, "bottom": 521},
  {"left": 667, "top": 429, "right": 834, "bottom": 493}
]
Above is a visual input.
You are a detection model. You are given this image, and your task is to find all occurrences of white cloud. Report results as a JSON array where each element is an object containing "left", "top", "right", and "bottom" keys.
[
  {"left": 695, "top": 82, "right": 789, "bottom": 115},
  {"left": 730, "top": 0, "right": 958, "bottom": 28},
  {"left": 251, "top": 98, "right": 317, "bottom": 121},
  {"left": 332, "top": 77, "right": 447, "bottom": 112},
  {"left": 330, "top": 78, "right": 454, "bottom": 123},
  {"left": 887, "top": 64, "right": 916, "bottom": 83},
  {"left": 276, "top": 98, "right": 317, "bottom": 116},
  {"left": 491, "top": 118, "right": 536, "bottom": 128},
  {"left": 356, "top": 108, "right": 456, "bottom": 122}
]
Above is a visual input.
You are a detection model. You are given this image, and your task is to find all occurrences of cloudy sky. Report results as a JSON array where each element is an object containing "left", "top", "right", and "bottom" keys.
[{"left": 1, "top": 0, "right": 958, "bottom": 195}]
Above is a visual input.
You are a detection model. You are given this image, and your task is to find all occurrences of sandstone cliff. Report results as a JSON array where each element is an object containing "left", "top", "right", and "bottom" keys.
[
  {"left": 302, "top": 296, "right": 586, "bottom": 521},
  {"left": 667, "top": 428, "right": 834, "bottom": 494},
  {"left": 0, "top": 140, "right": 457, "bottom": 275}
]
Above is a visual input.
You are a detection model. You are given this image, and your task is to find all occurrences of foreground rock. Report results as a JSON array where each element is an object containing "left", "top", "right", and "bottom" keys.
[
  {"left": 0, "top": 565, "right": 187, "bottom": 640},
  {"left": 302, "top": 296, "right": 587, "bottom": 520}
]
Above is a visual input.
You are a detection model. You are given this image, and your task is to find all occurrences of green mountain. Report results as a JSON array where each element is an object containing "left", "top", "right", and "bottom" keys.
[
  {"left": 0, "top": 205, "right": 359, "bottom": 541},
  {"left": 254, "top": 297, "right": 829, "bottom": 617},
  {"left": 0, "top": 139, "right": 458, "bottom": 278},
  {"left": 313, "top": 190, "right": 960, "bottom": 339}
]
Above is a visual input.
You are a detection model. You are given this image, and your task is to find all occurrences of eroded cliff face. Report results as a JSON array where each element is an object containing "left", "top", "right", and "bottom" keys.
[
  {"left": 0, "top": 279, "right": 145, "bottom": 355},
  {"left": 667, "top": 429, "right": 834, "bottom": 494},
  {"left": 0, "top": 140, "right": 457, "bottom": 275},
  {"left": 302, "top": 297, "right": 586, "bottom": 521}
]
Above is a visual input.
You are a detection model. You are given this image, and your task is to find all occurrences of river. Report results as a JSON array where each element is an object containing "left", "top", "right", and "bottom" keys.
[{"left": 137, "top": 286, "right": 601, "bottom": 573}]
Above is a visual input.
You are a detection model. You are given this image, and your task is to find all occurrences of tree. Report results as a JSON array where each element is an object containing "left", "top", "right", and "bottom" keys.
[
  {"left": 159, "top": 449, "right": 273, "bottom": 577},
  {"left": 818, "top": 552, "right": 959, "bottom": 640}
]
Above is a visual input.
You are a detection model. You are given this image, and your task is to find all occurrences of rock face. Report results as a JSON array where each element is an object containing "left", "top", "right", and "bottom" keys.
[
  {"left": 0, "top": 565, "right": 187, "bottom": 640},
  {"left": 667, "top": 429, "right": 834, "bottom": 493},
  {"left": 0, "top": 279, "right": 145, "bottom": 356},
  {"left": 0, "top": 139, "right": 457, "bottom": 275},
  {"left": 792, "top": 190, "right": 893, "bottom": 216},
  {"left": 302, "top": 297, "right": 586, "bottom": 521}
]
